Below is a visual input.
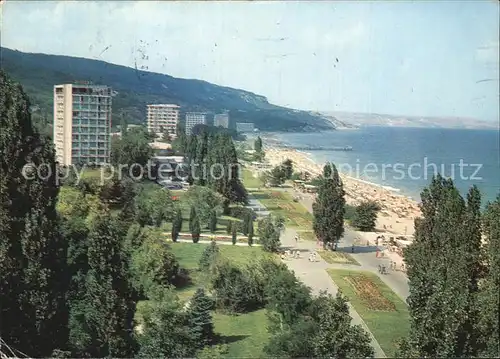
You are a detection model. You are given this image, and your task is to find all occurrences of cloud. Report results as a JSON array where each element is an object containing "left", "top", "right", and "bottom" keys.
[{"left": 476, "top": 40, "right": 499, "bottom": 65}]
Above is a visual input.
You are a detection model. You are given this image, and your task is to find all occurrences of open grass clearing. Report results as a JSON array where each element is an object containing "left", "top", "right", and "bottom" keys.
[
  {"left": 241, "top": 168, "right": 263, "bottom": 189},
  {"left": 250, "top": 189, "right": 313, "bottom": 229},
  {"left": 318, "top": 250, "right": 361, "bottom": 266},
  {"left": 213, "top": 309, "right": 269, "bottom": 358},
  {"left": 170, "top": 242, "right": 272, "bottom": 270},
  {"left": 327, "top": 269, "right": 410, "bottom": 357}
]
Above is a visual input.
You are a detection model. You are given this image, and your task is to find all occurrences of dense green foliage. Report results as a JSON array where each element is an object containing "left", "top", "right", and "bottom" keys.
[
  {"left": 185, "top": 185, "right": 224, "bottom": 225},
  {"left": 265, "top": 292, "right": 375, "bottom": 358},
  {"left": 189, "top": 206, "right": 201, "bottom": 243},
  {"left": 188, "top": 288, "right": 216, "bottom": 348},
  {"left": 313, "top": 163, "right": 346, "bottom": 249},
  {"left": 351, "top": 200, "right": 381, "bottom": 231},
  {"left": 398, "top": 177, "right": 497, "bottom": 358},
  {"left": 257, "top": 216, "right": 282, "bottom": 252},
  {"left": 478, "top": 195, "right": 500, "bottom": 357},
  {"left": 0, "top": 70, "right": 69, "bottom": 356},
  {"left": 2, "top": 47, "right": 335, "bottom": 131},
  {"left": 110, "top": 127, "right": 154, "bottom": 176}
]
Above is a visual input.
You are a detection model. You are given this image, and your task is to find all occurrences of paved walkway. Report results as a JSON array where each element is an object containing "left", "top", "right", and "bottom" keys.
[
  {"left": 280, "top": 227, "right": 386, "bottom": 358},
  {"left": 295, "top": 190, "right": 409, "bottom": 301}
]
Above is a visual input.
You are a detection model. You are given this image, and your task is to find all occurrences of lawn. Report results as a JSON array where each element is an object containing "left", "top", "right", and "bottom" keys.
[
  {"left": 241, "top": 168, "right": 263, "bottom": 189},
  {"left": 214, "top": 309, "right": 270, "bottom": 358},
  {"left": 250, "top": 190, "right": 313, "bottom": 229},
  {"left": 170, "top": 242, "right": 271, "bottom": 270},
  {"left": 170, "top": 242, "right": 273, "bottom": 358},
  {"left": 327, "top": 269, "right": 410, "bottom": 357},
  {"left": 318, "top": 250, "right": 360, "bottom": 266}
]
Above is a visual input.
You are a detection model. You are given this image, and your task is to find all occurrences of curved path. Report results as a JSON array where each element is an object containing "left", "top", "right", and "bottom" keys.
[{"left": 280, "top": 227, "right": 386, "bottom": 358}]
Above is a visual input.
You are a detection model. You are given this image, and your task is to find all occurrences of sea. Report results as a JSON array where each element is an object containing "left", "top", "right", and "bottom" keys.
[{"left": 273, "top": 127, "right": 499, "bottom": 204}]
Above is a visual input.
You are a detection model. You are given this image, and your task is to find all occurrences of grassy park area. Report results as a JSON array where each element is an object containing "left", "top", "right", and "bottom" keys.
[
  {"left": 241, "top": 168, "right": 263, "bottom": 189},
  {"left": 250, "top": 189, "right": 313, "bottom": 229},
  {"left": 319, "top": 250, "right": 360, "bottom": 266},
  {"left": 169, "top": 242, "right": 272, "bottom": 357},
  {"left": 327, "top": 269, "right": 410, "bottom": 357}
]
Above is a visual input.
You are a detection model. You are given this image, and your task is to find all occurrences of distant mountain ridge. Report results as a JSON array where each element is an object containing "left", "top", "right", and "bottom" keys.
[
  {"left": 322, "top": 111, "right": 497, "bottom": 130},
  {"left": 0, "top": 47, "right": 341, "bottom": 132}
]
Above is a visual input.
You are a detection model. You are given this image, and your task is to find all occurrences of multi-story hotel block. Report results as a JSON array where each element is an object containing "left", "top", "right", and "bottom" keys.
[
  {"left": 53, "top": 83, "right": 112, "bottom": 166},
  {"left": 185, "top": 112, "right": 208, "bottom": 135},
  {"left": 147, "top": 104, "right": 180, "bottom": 137},
  {"left": 214, "top": 111, "right": 229, "bottom": 128}
]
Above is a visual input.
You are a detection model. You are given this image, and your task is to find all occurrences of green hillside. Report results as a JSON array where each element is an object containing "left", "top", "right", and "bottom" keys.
[{"left": 1, "top": 47, "right": 336, "bottom": 132}]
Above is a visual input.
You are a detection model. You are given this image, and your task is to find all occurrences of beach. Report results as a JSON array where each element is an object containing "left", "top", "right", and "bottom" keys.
[{"left": 262, "top": 146, "right": 421, "bottom": 238}]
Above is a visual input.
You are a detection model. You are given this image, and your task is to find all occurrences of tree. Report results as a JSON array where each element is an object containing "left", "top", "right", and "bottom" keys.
[
  {"left": 265, "top": 292, "right": 374, "bottom": 358},
  {"left": 0, "top": 71, "right": 69, "bottom": 356},
  {"left": 135, "top": 187, "right": 174, "bottom": 227},
  {"left": 248, "top": 216, "right": 254, "bottom": 246},
  {"left": 130, "top": 233, "right": 180, "bottom": 297},
  {"left": 172, "top": 207, "right": 183, "bottom": 243},
  {"left": 477, "top": 195, "right": 500, "bottom": 357},
  {"left": 258, "top": 216, "right": 281, "bottom": 252},
  {"left": 188, "top": 288, "right": 216, "bottom": 348},
  {"left": 266, "top": 166, "right": 286, "bottom": 186},
  {"left": 199, "top": 241, "right": 221, "bottom": 272},
  {"left": 254, "top": 136, "right": 263, "bottom": 153},
  {"left": 351, "top": 201, "right": 381, "bottom": 232},
  {"left": 185, "top": 186, "right": 224, "bottom": 226},
  {"left": 137, "top": 286, "right": 197, "bottom": 358},
  {"left": 190, "top": 206, "right": 201, "bottom": 243},
  {"left": 281, "top": 159, "right": 293, "bottom": 180},
  {"left": 231, "top": 223, "right": 237, "bottom": 245},
  {"left": 226, "top": 220, "right": 232, "bottom": 235},
  {"left": 312, "top": 163, "right": 345, "bottom": 250},
  {"left": 68, "top": 213, "right": 137, "bottom": 357},
  {"left": 209, "top": 209, "right": 218, "bottom": 233},
  {"left": 110, "top": 127, "right": 153, "bottom": 177},
  {"left": 398, "top": 176, "right": 483, "bottom": 358}
]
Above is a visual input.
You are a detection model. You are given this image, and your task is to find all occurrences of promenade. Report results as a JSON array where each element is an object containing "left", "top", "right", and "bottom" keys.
[{"left": 279, "top": 227, "right": 386, "bottom": 358}]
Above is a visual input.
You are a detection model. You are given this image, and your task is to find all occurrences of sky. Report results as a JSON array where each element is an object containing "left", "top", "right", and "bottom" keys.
[{"left": 2, "top": 1, "right": 499, "bottom": 122}]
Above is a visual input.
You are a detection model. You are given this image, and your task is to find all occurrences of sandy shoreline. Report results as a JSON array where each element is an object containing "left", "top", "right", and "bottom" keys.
[{"left": 263, "top": 146, "right": 421, "bottom": 238}]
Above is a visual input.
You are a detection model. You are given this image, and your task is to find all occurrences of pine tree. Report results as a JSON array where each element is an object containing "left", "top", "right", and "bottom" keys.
[
  {"left": 248, "top": 216, "right": 254, "bottom": 246},
  {"left": 209, "top": 209, "right": 217, "bottom": 233},
  {"left": 172, "top": 207, "right": 183, "bottom": 242},
  {"left": 190, "top": 206, "right": 201, "bottom": 243},
  {"left": 0, "top": 71, "right": 69, "bottom": 356},
  {"left": 188, "top": 288, "right": 215, "bottom": 348},
  {"left": 199, "top": 241, "right": 220, "bottom": 272},
  {"left": 241, "top": 213, "right": 249, "bottom": 235},
  {"left": 399, "top": 176, "right": 483, "bottom": 358},
  {"left": 232, "top": 223, "right": 238, "bottom": 245},
  {"left": 68, "top": 213, "right": 137, "bottom": 357},
  {"left": 254, "top": 136, "right": 263, "bottom": 153},
  {"left": 312, "top": 163, "right": 345, "bottom": 250}
]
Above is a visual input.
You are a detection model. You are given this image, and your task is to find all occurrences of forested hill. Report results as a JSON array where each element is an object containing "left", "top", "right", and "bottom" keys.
[{"left": 1, "top": 47, "right": 336, "bottom": 132}]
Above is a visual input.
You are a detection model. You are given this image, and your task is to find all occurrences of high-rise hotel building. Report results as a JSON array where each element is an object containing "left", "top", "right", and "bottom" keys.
[
  {"left": 147, "top": 104, "right": 180, "bottom": 137},
  {"left": 185, "top": 112, "right": 208, "bottom": 135},
  {"left": 214, "top": 111, "right": 229, "bottom": 128},
  {"left": 53, "top": 83, "right": 112, "bottom": 166}
]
